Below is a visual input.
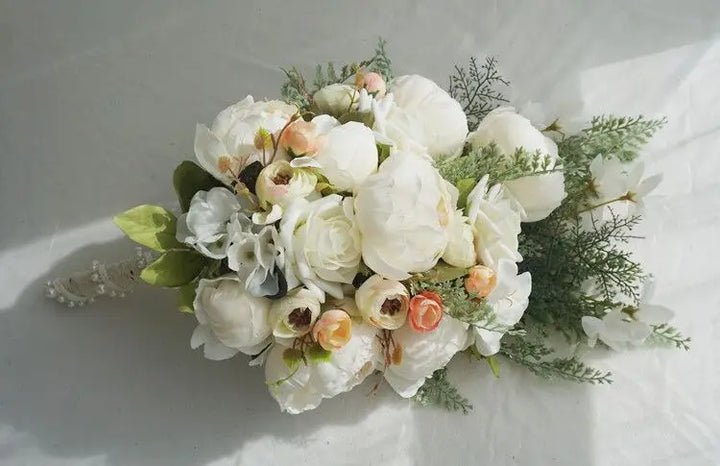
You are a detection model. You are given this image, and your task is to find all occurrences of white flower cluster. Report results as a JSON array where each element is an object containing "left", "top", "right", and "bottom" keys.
[{"left": 171, "top": 70, "right": 664, "bottom": 414}]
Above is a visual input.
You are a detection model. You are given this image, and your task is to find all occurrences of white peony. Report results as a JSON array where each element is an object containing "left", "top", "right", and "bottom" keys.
[
  {"left": 581, "top": 154, "right": 662, "bottom": 230},
  {"left": 373, "top": 75, "right": 468, "bottom": 159},
  {"left": 354, "top": 151, "right": 454, "bottom": 279},
  {"left": 313, "top": 84, "right": 358, "bottom": 116},
  {"left": 470, "top": 259, "right": 532, "bottom": 356},
  {"left": 467, "top": 107, "right": 566, "bottom": 222},
  {"left": 466, "top": 175, "right": 522, "bottom": 269},
  {"left": 176, "top": 187, "right": 241, "bottom": 259},
  {"left": 190, "top": 275, "right": 272, "bottom": 360},
  {"left": 225, "top": 213, "right": 285, "bottom": 297},
  {"left": 442, "top": 210, "right": 477, "bottom": 268},
  {"left": 194, "top": 96, "right": 297, "bottom": 185},
  {"left": 264, "top": 322, "right": 379, "bottom": 414},
  {"left": 312, "top": 120, "right": 378, "bottom": 192},
  {"left": 382, "top": 316, "right": 469, "bottom": 398},
  {"left": 268, "top": 288, "right": 322, "bottom": 338}
]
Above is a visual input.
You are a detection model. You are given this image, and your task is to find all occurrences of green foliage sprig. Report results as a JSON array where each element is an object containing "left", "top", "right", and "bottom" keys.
[
  {"left": 499, "top": 337, "right": 612, "bottom": 384},
  {"left": 437, "top": 144, "right": 559, "bottom": 187},
  {"left": 281, "top": 38, "right": 394, "bottom": 111},
  {"left": 650, "top": 324, "right": 691, "bottom": 350},
  {"left": 413, "top": 368, "right": 473, "bottom": 414},
  {"left": 448, "top": 57, "right": 509, "bottom": 130}
]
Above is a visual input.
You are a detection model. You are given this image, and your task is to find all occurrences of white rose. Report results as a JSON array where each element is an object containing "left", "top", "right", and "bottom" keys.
[
  {"left": 255, "top": 160, "right": 317, "bottom": 210},
  {"left": 354, "top": 151, "right": 454, "bottom": 279},
  {"left": 264, "top": 322, "right": 378, "bottom": 414},
  {"left": 279, "top": 195, "right": 361, "bottom": 300},
  {"left": 268, "top": 288, "right": 322, "bottom": 338},
  {"left": 373, "top": 75, "right": 468, "bottom": 159},
  {"left": 466, "top": 175, "right": 522, "bottom": 269},
  {"left": 442, "top": 210, "right": 476, "bottom": 268},
  {"left": 176, "top": 187, "right": 241, "bottom": 259},
  {"left": 383, "top": 316, "right": 468, "bottom": 398},
  {"left": 190, "top": 275, "right": 272, "bottom": 360},
  {"left": 355, "top": 275, "right": 410, "bottom": 330},
  {"left": 313, "top": 120, "right": 378, "bottom": 192},
  {"left": 313, "top": 84, "right": 358, "bottom": 116},
  {"left": 467, "top": 107, "right": 566, "bottom": 222},
  {"left": 194, "top": 96, "right": 298, "bottom": 185},
  {"left": 469, "top": 259, "right": 531, "bottom": 356}
]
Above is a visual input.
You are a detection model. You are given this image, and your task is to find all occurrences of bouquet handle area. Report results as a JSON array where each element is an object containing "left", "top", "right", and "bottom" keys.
[{"left": 45, "top": 247, "right": 156, "bottom": 307}]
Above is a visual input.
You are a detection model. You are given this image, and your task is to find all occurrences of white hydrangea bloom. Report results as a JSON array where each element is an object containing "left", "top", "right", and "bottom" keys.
[{"left": 176, "top": 187, "right": 241, "bottom": 259}]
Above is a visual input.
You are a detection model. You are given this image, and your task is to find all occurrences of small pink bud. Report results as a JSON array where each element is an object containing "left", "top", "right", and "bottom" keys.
[
  {"left": 465, "top": 265, "right": 497, "bottom": 298},
  {"left": 408, "top": 292, "right": 444, "bottom": 333},
  {"left": 362, "top": 72, "right": 386, "bottom": 97},
  {"left": 279, "top": 120, "right": 318, "bottom": 156},
  {"left": 312, "top": 309, "right": 352, "bottom": 351}
]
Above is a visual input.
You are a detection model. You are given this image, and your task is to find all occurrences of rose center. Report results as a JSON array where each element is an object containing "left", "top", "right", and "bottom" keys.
[
  {"left": 380, "top": 298, "right": 402, "bottom": 316},
  {"left": 272, "top": 173, "right": 291, "bottom": 185},
  {"left": 287, "top": 307, "right": 311, "bottom": 328}
]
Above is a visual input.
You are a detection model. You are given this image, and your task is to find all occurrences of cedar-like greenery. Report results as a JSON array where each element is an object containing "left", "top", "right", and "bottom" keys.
[
  {"left": 448, "top": 57, "right": 509, "bottom": 129},
  {"left": 499, "top": 337, "right": 612, "bottom": 384},
  {"left": 279, "top": 44, "right": 687, "bottom": 413},
  {"left": 436, "top": 144, "right": 558, "bottom": 186},
  {"left": 281, "top": 38, "right": 394, "bottom": 111},
  {"left": 413, "top": 368, "right": 473, "bottom": 414}
]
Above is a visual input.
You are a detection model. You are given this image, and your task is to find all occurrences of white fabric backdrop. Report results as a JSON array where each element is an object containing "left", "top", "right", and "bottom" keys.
[{"left": 1, "top": 1, "right": 719, "bottom": 464}]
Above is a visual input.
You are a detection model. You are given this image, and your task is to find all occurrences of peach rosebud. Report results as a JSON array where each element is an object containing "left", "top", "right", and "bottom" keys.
[
  {"left": 408, "top": 292, "right": 444, "bottom": 333},
  {"left": 465, "top": 265, "right": 497, "bottom": 298},
  {"left": 279, "top": 120, "right": 318, "bottom": 156},
  {"left": 312, "top": 309, "right": 352, "bottom": 351},
  {"left": 361, "top": 72, "right": 386, "bottom": 97}
]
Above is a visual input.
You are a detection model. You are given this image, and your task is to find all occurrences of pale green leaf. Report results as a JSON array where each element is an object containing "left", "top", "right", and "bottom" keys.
[
  {"left": 455, "top": 177, "right": 475, "bottom": 209},
  {"left": 415, "top": 262, "right": 468, "bottom": 283},
  {"left": 114, "top": 205, "right": 185, "bottom": 251},
  {"left": 140, "top": 251, "right": 208, "bottom": 287},
  {"left": 486, "top": 356, "right": 501, "bottom": 378},
  {"left": 306, "top": 344, "right": 332, "bottom": 363},
  {"left": 282, "top": 348, "right": 303, "bottom": 371},
  {"left": 176, "top": 283, "right": 197, "bottom": 314}
]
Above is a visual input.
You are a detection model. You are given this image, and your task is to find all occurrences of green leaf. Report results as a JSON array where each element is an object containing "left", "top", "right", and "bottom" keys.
[
  {"left": 238, "top": 161, "right": 264, "bottom": 195},
  {"left": 486, "top": 356, "right": 501, "bottom": 378},
  {"left": 114, "top": 205, "right": 185, "bottom": 252},
  {"left": 140, "top": 251, "right": 208, "bottom": 287},
  {"left": 282, "top": 348, "right": 303, "bottom": 371},
  {"left": 173, "top": 161, "right": 224, "bottom": 212},
  {"left": 306, "top": 344, "right": 332, "bottom": 363},
  {"left": 376, "top": 143, "right": 391, "bottom": 164},
  {"left": 176, "top": 283, "right": 197, "bottom": 314},
  {"left": 338, "top": 111, "right": 374, "bottom": 127},
  {"left": 414, "top": 262, "right": 468, "bottom": 283},
  {"left": 455, "top": 178, "right": 476, "bottom": 209}
]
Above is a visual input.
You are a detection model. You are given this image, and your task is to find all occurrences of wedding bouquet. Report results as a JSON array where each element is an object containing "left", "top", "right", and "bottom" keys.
[{"left": 47, "top": 40, "right": 689, "bottom": 414}]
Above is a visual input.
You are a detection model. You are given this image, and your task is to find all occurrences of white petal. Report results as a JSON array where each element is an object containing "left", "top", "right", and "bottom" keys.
[
  {"left": 636, "top": 304, "right": 674, "bottom": 325},
  {"left": 194, "top": 124, "right": 232, "bottom": 186},
  {"left": 383, "top": 316, "right": 468, "bottom": 398}
]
